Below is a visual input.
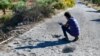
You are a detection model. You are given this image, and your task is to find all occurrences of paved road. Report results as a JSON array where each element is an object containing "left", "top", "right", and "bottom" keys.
[{"left": 0, "top": 3, "right": 100, "bottom": 56}]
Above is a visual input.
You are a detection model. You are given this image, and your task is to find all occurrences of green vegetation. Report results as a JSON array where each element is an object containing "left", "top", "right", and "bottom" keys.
[
  {"left": 0, "top": 0, "right": 12, "bottom": 15},
  {"left": 0, "top": 14, "right": 12, "bottom": 23},
  {"left": 11, "top": 0, "right": 26, "bottom": 12},
  {"left": 92, "top": 0, "right": 100, "bottom": 5},
  {"left": 0, "top": 0, "right": 75, "bottom": 33},
  {"left": 0, "top": 0, "right": 26, "bottom": 15}
]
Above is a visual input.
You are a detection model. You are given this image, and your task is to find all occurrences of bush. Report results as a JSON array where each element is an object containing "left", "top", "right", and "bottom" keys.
[
  {"left": 37, "top": 3, "right": 54, "bottom": 17},
  {"left": 11, "top": 0, "right": 26, "bottom": 12},
  {"left": 53, "top": 0, "right": 75, "bottom": 9},
  {"left": 0, "top": 14, "right": 12, "bottom": 23},
  {"left": 53, "top": 2, "right": 65, "bottom": 9},
  {"left": 37, "top": 0, "right": 56, "bottom": 5},
  {"left": 59, "top": 0, "right": 75, "bottom": 8},
  {"left": 30, "top": 0, "right": 55, "bottom": 18}
]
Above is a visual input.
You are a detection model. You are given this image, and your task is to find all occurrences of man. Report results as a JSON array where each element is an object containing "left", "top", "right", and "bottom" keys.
[{"left": 59, "top": 12, "right": 80, "bottom": 42}]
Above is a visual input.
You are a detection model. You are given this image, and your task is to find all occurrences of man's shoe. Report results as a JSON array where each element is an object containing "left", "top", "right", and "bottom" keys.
[{"left": 72, "top": 37, "right": 79, "bottom": 42}]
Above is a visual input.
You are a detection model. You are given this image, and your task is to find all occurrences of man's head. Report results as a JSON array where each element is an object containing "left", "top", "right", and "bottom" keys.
[{"left": 64, "top": 12, "right": 72, "bottom": 19}]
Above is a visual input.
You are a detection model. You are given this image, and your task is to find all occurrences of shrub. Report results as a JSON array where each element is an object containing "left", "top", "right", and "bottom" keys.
[
  {"left": 37, "top": 0, "right": 56, "bottom": 5},
  {"left": 59, "top": 0, "right": 75, "bottom": 8},
  {"left": 11, "top": 0, "right": 26, "bottom": 12},
  {"left": 21, "top": 0, "right": 27, "bottom": 2},
  {"left": 53, "top": 0, "right": 75, "bottom": 9},
  {"left": 0, "top": 14, "right": 12, "bottom": 23},
  {"left": 37, "top": 3, "right": 54, "bottom": 17},
  {"left": 32, "top": 0, "right": 55, "bottom": 17},
  {"left": 53, "top": 2, "right": 65, "bottom": 9}
]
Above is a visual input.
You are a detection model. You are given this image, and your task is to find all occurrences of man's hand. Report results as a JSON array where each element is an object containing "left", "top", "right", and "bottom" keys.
[
  {"left": 58, "top": 22, "right": 63, "bottom": 26},
  {"left": 58, "top": 22, "right": 68, "bottom": 27}
]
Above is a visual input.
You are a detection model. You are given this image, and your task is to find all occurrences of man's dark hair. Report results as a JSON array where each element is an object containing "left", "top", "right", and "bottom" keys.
[{"left": 64, "top": 12, "right": 72, "bottom": 18}]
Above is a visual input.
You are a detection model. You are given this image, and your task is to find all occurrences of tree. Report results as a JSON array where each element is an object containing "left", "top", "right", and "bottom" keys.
[
  {"left": 11, "top": 0, "right": 26, "bottom": 13},
  {"left": 92, "top": 0, "right": 100, "bottom": 5},
  {"left": 0, "top": 0, "right": 12, "bottom": 15},
  {"left": 84, "top": 0, "right": 100, "bottom": 5},
  {"left": 21, "top": 0, "right": 27, "bottom": 2}
]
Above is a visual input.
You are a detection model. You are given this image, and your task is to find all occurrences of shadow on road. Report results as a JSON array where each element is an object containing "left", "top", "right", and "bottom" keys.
[
  {"left": 77, "top": 2, "right": 85, "bottom": 4},
  {"left": 91, "top": 19, "right": 100, "bottom": 22},
  {"left": 87, "top": 10, "right": 100, "bottom": 13},
  {"left": 15, "top": 38, "right": 71, "bottom": 49}
]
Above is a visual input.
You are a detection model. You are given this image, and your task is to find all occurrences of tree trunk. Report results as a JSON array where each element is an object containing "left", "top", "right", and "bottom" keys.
[{"left": 2, "top": 9, "right": 6, "bottom": 15}]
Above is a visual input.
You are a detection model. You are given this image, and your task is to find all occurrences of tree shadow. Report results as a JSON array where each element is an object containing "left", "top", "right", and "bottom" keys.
[
  {"left": 15, "top": 38, "right": 71, "bottom": 49},
  {"left": 91, "top": 19, "right": 100, "bottom": 22},
  {"left": 87, "top": 10, "right": 100, "bottom": 13}
]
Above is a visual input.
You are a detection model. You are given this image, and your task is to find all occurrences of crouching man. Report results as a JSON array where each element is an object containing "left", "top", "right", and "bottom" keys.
[{"left": 60, "top": 12, "right": 80, "bottom": 42}]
